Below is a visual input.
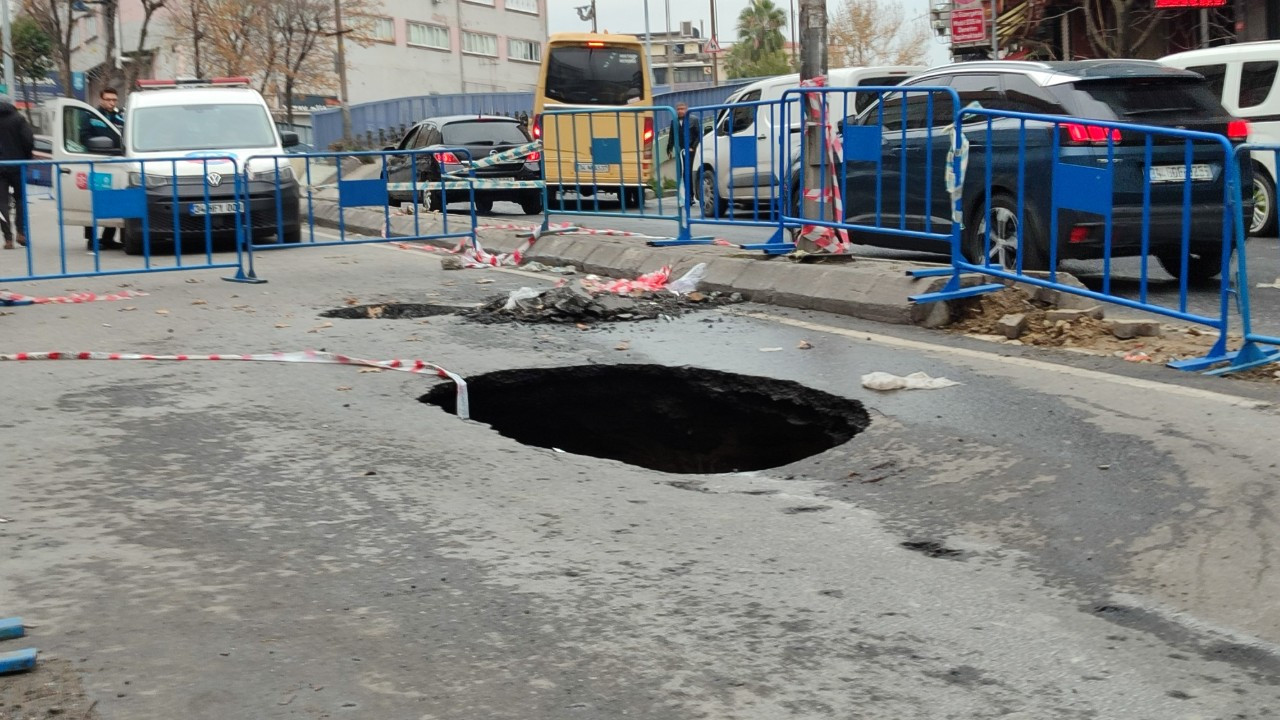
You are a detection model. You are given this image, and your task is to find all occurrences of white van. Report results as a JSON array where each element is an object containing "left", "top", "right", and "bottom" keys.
[
  {"left": 1161, "top": 42, "right": 1280, "bottom": 236},
  {"left": 692, "top": 65, "right": 926, "bottom": 216},
  {"left": 45, "top": 77, "right": 301, "bottom": 254}
]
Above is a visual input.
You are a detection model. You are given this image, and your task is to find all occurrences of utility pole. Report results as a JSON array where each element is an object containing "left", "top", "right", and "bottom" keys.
[
  {"left": 664, "top": 0, "right": 675, "bottom": 87},
  {"left": 789, "top": 0, "right": 797, "bottom": 60},
  {"left": 591, "top": 0, "right": 598, "bottom": 32},
  {"left": 0, "top": 0, "right": 14, "bottom": 96},
  {"left": 709, "top": 0, "right": 719, "bottom": 85},
  {"left": 798, "top": 0, "right": 828, "bottom": 253},
  {"left": 333, "top": 0, "right": 352, "bottom": 143},
  {"left": 990, "top": 0, "right": 998, "bottom": 58},
  {"left": 644, "top": 0, "right": 654, "bottom": 88}
]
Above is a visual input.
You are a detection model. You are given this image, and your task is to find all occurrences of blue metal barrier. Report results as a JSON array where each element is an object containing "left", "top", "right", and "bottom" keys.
[
  {"left": 1208, "top": 143, "right": 1280, "bottom": 374},
  {"left": 908, "top": 108, "right": 1247, "bottom": 369},
  {"left": 243, "top": 148, "right": 478, "bottom": 254},
  {"left": 539, "top": 105, "right": 709, "bottom": 245},
  {"left": 763, "top": 85, "right": 964, "bottom": 256},
  {"left": 681, "top": 97, "right": 797, "bottom": 245},
  {"left": 0, "top": 155, "right": 258, "bottom": 285}
]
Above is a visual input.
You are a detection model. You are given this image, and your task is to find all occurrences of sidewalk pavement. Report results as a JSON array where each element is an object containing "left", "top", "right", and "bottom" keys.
[{"left": 304, "top": 196, "right": 1106, "bottom": 330}]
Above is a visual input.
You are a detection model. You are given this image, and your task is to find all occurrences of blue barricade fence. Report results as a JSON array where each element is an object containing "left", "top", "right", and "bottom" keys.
[
  {"left": 538, "top": 105, "right": 710, "bottom": 245},
  {"left": 1216, "top": 143, "right": 1280, "bottom": 373},
  {"left": 0, "top": 155, "right": 258, "bottom": 285},
  {"left": 682, "top": 97, "right": 798, "bottom": 244},
  {"left": 908, "top": 107, "right": 1247, "bottom": 370},
  {"left": 243, "top": 148, "right": 480, "bottom": 253},
  {"left": 768, "top": 85, "right": 963, "bottom": 256}
]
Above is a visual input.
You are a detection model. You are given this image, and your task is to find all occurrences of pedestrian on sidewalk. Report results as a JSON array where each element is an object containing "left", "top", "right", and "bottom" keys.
[{"left": 0, "top": 94, "right": 34, "bottom": 250}]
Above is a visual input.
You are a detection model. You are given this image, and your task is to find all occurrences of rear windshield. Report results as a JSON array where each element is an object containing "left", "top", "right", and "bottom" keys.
[
  {"left": 442, "top": 121, "right": 530, "bottom": 145},
  {"left": 544, "top": 46, "right": 645, "bottom": 105},
  {"left": 1051, "top": 78, "right": 1227, "bottom": 121}
]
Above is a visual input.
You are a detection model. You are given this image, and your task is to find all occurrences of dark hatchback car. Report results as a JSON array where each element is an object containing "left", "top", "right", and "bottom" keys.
[
  {"left": 384, "top": 115, "right": 542, "bottom": 215},
  {"left": 830, "top": 60, "right": 1251, "bottom": 281}
]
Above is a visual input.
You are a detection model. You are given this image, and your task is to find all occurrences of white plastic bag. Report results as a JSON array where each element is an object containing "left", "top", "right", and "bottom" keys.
[
  {"left": 503, "top": 287, "right": 544, "bottom": 311},
  {"left": 861, "top": 371, "right": 960, "bottom": 391},
  {"left": 667, "top": 262, "right": 708, "bottom": 295}
]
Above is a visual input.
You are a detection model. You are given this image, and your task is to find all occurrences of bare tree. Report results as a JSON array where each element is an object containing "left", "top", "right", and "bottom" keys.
[
  {"left": 22, "top": 0, "right": 76, "bottom": 97},
  {"left": 1081, "top": 0, "right": 1164, "bottom": 58},
  {"left": 828, "top": 0, "right": 931, "bottom": 67},
  {"left": 269, "top": 0, "right": 335, "bottom": 124}
]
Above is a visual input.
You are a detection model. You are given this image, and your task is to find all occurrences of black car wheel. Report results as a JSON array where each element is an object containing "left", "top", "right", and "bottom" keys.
[
  {"left": 474, "top": 199, "right": 494, "bottom": 215},
  {"left": 699, "top": 168, "right": 727, "bottom": 218},
  {"left": 1251, "top": 164, "right": 1276, "bottom": 237},
  {"left": 1156, "top": 244, "right": 1224, "bottom": 285},
  {"left": 963, "top": 194, "right": 1047, "bottom": 272},
  {"left": 520, "top": 195, "right": 544, "bottom": 215}
]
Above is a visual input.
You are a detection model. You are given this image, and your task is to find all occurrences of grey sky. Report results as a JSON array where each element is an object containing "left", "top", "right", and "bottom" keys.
[{"left": 545, "top": 0, "right": 951, "bottom": 66}]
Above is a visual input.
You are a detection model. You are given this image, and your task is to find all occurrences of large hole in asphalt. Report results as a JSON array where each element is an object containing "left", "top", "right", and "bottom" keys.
[
  {"left": 420, "top": 364, "right": 869, "bottom": 474},
  {"left": 321, "top": 303, "right": 466, "bottom": 320}
]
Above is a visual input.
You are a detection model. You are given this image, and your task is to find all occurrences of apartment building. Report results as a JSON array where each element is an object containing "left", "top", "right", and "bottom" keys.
[{"left": 68, "top": 0, "right": 548, "bottom": 106}]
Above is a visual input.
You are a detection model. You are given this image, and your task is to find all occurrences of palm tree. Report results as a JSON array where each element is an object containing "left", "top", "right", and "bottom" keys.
[{"left": 735, "top": 0, "right": 787, "bottom": 60}]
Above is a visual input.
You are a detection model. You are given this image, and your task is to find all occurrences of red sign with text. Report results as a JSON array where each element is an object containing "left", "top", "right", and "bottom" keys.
[
  {"left": 951, "top": 7, "right": 988, "bottom": 46},
  {"left": 1154, "top": 0, "right": 1227, "bottom": 7}
]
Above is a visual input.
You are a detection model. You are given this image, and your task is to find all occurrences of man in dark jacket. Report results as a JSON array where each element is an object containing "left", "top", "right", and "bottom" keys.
[
  {"left": 0, "top": 94, "right": 34, "bottom": 250},
  {"left": 83, "top": 87, "right": 123, "bottom": 250}
]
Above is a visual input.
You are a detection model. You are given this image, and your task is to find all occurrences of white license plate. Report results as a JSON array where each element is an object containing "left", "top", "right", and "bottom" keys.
[
  {"left": 1150, "top": 164, "right": 1213, "bottom": 183},
  {"left": 189, "top": 201, "right": 243, "bottom": 216},
  {"left": 576, "top": 163, "right": 611, "bottom": 173}
]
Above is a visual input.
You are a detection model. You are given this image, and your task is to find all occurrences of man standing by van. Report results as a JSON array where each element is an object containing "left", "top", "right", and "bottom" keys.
[
  {"left": 83, "top": 87, "right": 124, "bottom": 251},
  {"left": 0, "top": 93, "right": 34, "bottom": 250}
]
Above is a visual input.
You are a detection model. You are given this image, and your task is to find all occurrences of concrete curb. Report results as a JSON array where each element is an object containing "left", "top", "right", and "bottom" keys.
[{"left": 305, "top": 199, "right": 1087, "bottom": 329}]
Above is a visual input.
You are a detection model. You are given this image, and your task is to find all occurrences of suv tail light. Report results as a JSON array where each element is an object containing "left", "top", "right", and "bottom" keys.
[
  {"left": 437, "top": 152, "right": 461, "bottom": 164},
  {"left": 526, "top": 151, "right": 541, "bottom": 162},
  {"left": 1063, "top": 122, "right": 1121, "bottom": 145},
  {"left": 1228, "top": 120, "right": 1249, "bottom": 141},
  {"left": 643, "top": 117, "right": 654, "bottom": 144},
  {"left": 531, "top": 114, "right": 542, "bottom": 139}
]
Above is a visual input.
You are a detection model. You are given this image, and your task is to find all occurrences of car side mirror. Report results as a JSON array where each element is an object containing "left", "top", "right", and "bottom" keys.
[
  {"left": 382, "top": 145, "right": 396, "bottom": 151},
  {"left": 280, "top": 131, "right": 300, "bottom": 148},
  {"left": 86, "top": 135, "right": 121, "bottom": 155}
]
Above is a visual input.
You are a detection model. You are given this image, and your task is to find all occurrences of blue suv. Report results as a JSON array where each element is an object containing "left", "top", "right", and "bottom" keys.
[{"left": 832, "top": 60, "right": 1251, "bottom": 282}]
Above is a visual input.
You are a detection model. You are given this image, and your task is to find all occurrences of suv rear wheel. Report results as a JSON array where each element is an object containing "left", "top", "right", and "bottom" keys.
[
  {"left": 963, "top": 194, "right": 1047, "bottom": 272},
  {"left": 1156, "top": 244, "right": 1223, "bottom": 285}
]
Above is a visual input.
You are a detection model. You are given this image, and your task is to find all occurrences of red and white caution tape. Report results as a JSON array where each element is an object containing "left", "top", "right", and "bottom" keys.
[
  {"left": 797, "top": 78, "right": 852, "bottom": 255},
  {"left": 397, "top": 223, "right": 580, "bottom": 269},
  {"left": 0, "top": 349, "right": 471, "bottom": 419},
  {"left": 579, "top": 266, "right": 673, "bottom": 295},
  {"left": 0, "top": 289, "right": 148, "bottom": 306}
]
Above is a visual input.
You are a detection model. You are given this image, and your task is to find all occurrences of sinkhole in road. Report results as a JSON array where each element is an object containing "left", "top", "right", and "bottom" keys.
[
  {"left": 321, "top": 303, "right": 465, "bottom": 320},
  {"left": 420, "top": 364, "right": 870, "bottom": 474}
]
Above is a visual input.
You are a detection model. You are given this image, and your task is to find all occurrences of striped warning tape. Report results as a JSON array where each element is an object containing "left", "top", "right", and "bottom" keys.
[
  {"left": 0, "top": 289, "right": 148, "bottom": 307},
  {"left": 387, "top": 179, "right": 546, "bottom": 191},
  {"left": 396, "top": 223, "right": 579, "bottom": 269},
  {"left": 0, "top": 349, "right": 471, "bottom": 420}
]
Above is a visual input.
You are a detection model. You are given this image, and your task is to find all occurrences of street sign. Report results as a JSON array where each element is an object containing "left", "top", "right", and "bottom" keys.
[
  {"left": 1154, "top": 0, "right": 1226, "bottom": 6},
  {"left": 703, "top": 36, "right": 720, "bottom": 53},
  {"left": 951, "top": 6, "right": 988, "bottom": 46}
]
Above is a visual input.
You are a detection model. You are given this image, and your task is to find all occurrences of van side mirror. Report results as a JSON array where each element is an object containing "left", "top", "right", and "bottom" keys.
[
  {"left": 280, "top": 131, "right": 300, "bottom": 148},
  {"left": 86, "top": 135, "right": 121, "bottom": 155}
]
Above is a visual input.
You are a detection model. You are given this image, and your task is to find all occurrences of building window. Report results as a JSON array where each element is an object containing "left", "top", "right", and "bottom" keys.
[
  {"left": 462, "top": 31, "right": 498, "bottom": 57},
  {"left": 508, "top": 38, "right": 540, "bottom": 63},
  {"left": 407, "top": 21, "right": 450, "bottom": 50},
  {"left": 505, "top": 0, "right": 538, "bottom": 13},
  {"left": 464, "top": 0, "right": 496, "bottom": 6},
  {"left": 369, "top": 17, "right": 395, "bottom": 43}
]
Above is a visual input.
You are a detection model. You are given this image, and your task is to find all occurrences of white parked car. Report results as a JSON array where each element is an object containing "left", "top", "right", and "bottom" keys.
[
  {"left": 1161, "top": 41, "right": 1280, "bottom": 236},
  {"left": 691, "top": 65, "right": 926, "bottom": 217}
]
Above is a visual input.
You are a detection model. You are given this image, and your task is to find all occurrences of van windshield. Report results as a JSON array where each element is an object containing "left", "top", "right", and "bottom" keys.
[
  {"left": 545, "top": 46, "right": 645, "bottom": 105},
  {"left": 131, "top": 103, "right": 278, "bottom": 152}
]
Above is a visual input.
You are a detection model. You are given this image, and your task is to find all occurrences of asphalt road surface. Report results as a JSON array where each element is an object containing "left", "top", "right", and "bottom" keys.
[{"left": 2, "top": 237, "right": 1280, "bottom": 719}]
